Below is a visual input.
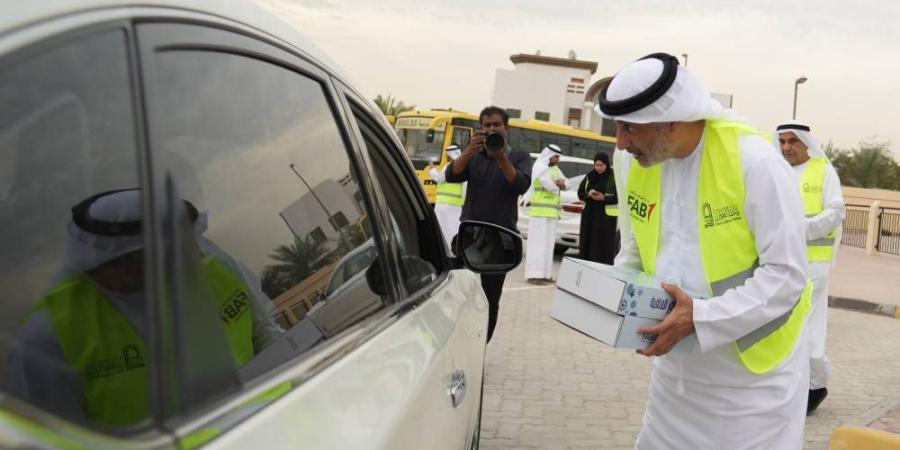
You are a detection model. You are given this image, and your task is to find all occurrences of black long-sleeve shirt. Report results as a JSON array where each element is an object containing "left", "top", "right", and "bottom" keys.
[{"left": 444, "top": 149, "right": 532, "bottom": 231}]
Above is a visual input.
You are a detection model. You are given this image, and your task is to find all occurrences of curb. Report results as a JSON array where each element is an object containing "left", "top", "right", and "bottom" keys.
[{"left": 828, "top": 295, "right": 899, "bottom": 319}]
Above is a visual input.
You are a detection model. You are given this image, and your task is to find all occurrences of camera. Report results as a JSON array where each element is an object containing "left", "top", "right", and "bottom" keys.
[{"left": 484, "top": 132, "right": 505, "bottom": 152}]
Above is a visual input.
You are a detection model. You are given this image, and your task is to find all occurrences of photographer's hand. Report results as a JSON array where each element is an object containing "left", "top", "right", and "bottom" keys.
[{"left": 452, "top": 132, "right": 484, "bottom": 175}]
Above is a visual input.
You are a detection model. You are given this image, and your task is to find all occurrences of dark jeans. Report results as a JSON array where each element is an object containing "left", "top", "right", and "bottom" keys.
[{"left": 480, "top": 273, "right": 507, "bottom": 342}]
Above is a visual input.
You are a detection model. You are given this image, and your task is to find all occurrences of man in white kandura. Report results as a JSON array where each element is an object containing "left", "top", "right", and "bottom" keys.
[
  {"left": 776, "top": 121, "right": 845, "bottom": 415},
  {"left": 427, "top": 144, "right": 466, "bottom": 248},
  {"left": 597, "top": 52, "right": 813, "bottom": 449},
  {"left": 524, "top": 144, "right": 566, "bottom": 284}
]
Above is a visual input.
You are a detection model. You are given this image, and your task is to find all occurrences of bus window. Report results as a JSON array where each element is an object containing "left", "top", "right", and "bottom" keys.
[
  {"left": 541, "top": 133, "right": 572, "bottom": 154},
  {"left": 571, "top": 137, "right": 601, "bottom": 160},
  {"left": 451, "top": 126, "right": 472, "bottom": 149},
  {"left": 508, "top": 127, "right": 541, "bottom": 154},
  {"left": 398, "top": 128, "right": 445, "bottom": 167}
]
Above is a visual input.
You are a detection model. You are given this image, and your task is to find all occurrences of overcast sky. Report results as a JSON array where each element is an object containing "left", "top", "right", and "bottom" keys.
[{"left": 257, "top": 0, "right": 900, "bottom": 155}]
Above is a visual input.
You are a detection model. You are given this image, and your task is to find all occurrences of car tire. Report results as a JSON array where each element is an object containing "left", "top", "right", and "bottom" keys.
[{"left": 553, "top": 244, "right": 568, "bottom": 255}]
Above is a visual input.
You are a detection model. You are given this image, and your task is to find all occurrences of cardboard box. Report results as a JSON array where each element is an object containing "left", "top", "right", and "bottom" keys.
[
  {"left": 550, "top": 289, "right": 660, "bottom": 349},
  {"left": 555, "top": 257, "right": 675, "bottom": 320}
]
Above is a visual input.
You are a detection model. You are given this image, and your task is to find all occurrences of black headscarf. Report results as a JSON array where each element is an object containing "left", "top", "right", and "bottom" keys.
[{"left": 584, "top": 152, "right": 614, "bottom": 193}]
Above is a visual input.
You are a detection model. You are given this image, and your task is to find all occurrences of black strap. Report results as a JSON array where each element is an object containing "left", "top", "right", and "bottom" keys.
[
  {"left": 776, "top": 123, "right": 811, "bottom": 132},
  {"left": 72, "top": 188, "right": 199, "bottom": 236},
  {"left": 598, "top": 52, "right": 680, "bottom": 116}
]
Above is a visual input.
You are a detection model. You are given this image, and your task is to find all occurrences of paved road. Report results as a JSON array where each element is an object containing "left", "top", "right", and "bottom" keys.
[{"left": 480, "top": 255, "right": 900, "bottom": 449}]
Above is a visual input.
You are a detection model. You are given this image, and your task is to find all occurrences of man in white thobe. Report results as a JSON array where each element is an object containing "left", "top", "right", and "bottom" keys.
[
  {"left": 597, "top": 53, "right": 810, "bottom": 449},
  {"left": 776, "top": 121, "right": 845, "bottom": 415},
  {"left": 427, "top": 145, "right": 466, "bottom": 248},
  {"left": 524, "top": 144, "right": 566, "bottom": 283}
]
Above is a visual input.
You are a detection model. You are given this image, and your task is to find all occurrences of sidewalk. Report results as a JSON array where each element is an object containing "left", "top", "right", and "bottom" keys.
[{"left": 828, "top": 245, "right": 900, "bottom": 316}]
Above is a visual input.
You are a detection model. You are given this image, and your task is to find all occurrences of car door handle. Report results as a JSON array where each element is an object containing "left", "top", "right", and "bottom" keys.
[{"left": 448, "top": 369, "right": 467, "bottom": 408}]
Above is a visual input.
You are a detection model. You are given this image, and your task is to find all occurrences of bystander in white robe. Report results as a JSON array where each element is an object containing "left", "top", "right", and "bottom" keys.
[
  {"left": 600, "top": 56, "right": 810, "bottom": 450},
  {"left": 525, "top": 146, "right": 566, "bottom": 280},
  {"left": 777, "top": 124, "right": 845, "bottom": 390}
]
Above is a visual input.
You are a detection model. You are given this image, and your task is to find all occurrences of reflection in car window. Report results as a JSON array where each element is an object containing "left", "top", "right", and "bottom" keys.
[
  {"left": 144, "top": 46, "right": 389, "bottom": 415},
  {"left": 0, "top": 30, "right": 151, "bottom": 429}
]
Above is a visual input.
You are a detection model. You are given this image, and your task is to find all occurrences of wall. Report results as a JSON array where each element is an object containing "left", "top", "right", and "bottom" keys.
[{"left": 843, "top": 187, "right": 900, "bottom": 209}]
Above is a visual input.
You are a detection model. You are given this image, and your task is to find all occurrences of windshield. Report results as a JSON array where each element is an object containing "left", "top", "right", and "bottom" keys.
[{"left": 397, "top": 128, "right": 445, "bottom": 167}]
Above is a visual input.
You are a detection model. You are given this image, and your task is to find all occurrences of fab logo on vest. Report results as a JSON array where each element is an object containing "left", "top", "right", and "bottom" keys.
[
  {"left": 627, "top": 193, "right": 657, "bottom": 224},
  {"left": 219, "top": 289, "right": 250, "bottom": 325}
]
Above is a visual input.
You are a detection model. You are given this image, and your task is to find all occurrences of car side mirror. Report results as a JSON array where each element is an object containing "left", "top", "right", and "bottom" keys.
[
  {"left": 366, "top": 254, "right": 438, "bottom": 297},
  {"left": 453, "top": 221, "right": 522, "bottom": 274}
]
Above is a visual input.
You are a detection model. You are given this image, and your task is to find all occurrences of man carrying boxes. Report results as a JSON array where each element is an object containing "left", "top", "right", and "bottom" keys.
[{"left": 554, "top": 52, "right": 812, "bottom": 450}]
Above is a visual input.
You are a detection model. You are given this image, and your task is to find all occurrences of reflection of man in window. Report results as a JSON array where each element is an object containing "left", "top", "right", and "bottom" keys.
[{"left": 5, "top": 189, "right": 281, "bottom": 427}]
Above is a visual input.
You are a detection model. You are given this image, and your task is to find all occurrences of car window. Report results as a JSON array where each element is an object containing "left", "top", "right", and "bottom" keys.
[
  {"left": 350, "top": 105, "right": 441, "bottom": 298},
  {"left": 141, "top": 32, "right": 391, "bottom": 418},
  {"left": 568, "top": 174, "right": 585, "bottom": 192},
  {"left": 558, "top": 161, "right": 592, "bottom": 178},
  {"left": 0, "top": 29, "right": 153, "bottom": 430}
]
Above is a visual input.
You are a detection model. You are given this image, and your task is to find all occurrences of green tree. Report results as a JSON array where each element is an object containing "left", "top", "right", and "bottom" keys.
[
  {"left": 828, "top": 140, "right": 900, "bottom": 190},
  {"left": 261, "top": 235, "right": 329, "bottom": 299},
  {"left": 374, "top": 94, "right": 415, "bottom": 116}
]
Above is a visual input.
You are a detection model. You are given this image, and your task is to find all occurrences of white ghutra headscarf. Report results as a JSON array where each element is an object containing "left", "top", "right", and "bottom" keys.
[
  {"left": 531, "top": 144, "right": 563, "bottom": 182},
  {"left": 774, "top": 121, "right": 828, "bottom": 161}
]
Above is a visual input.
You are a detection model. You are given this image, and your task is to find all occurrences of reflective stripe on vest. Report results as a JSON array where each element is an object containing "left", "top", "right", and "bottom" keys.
[
  {"left": 435, "top": 181, "right": 464, "bottom": 206},
  {"left": 35, "top": 255, "right": 255, "bottom": 425},
  {"left": 530, "top": 166, "right": 562, "bottom": 219},
  {"left": 801, "top": 157, "right": 837, "bottom": 262},
  {"left": 627, "top": 119, "right": 812, "bottom": 374}
]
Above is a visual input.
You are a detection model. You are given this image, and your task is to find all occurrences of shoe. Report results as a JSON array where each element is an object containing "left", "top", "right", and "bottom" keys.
[
  {"left": 526, "top": 278, "right": 544, "bottom": 285},
  {"left": 807, "top": 388, "right": 828, "bottom": 415},
  {"left": 542, "top": 278, "right": 556, "bottom": 284}
]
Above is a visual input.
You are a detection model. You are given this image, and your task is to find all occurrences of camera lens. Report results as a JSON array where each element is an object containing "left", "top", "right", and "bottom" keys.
[{"left": 484, "top": 132, "right": 505, "bottom": 151}]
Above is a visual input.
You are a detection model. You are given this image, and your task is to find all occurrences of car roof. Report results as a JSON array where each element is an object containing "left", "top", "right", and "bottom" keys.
[
  {"left": 528, "top": 153, "right": 594, "bottom": 164},
  {"left": 0, "top": 1, "right": 355, "bottom": 89}
]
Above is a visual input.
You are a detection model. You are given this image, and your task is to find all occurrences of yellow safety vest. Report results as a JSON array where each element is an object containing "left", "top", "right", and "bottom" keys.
[
  {"left": 33, "top": 255, "right": 255, "bottom": 426},
  {"left": 435, "top": 180, "right": 464, "bottom": 206},
  {"left": 800, "top": 157, "right": 837, "bottom": 262},
  {"left": 627, "top": 119, "right": 812, "bottom": 374},
  {"left": 530, "top": 166, "right": 563, "bottom": 219},
  {"left": 580, "top": 173, "right": 619, "bottom": 217}
]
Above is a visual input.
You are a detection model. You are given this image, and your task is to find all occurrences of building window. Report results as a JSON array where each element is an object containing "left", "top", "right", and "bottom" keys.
[
  {"left": 329, "top": 211, "right": 349, "bottom": 230},
  {"left": 567, "top": 108, "right": 582, "bottom": 128},
  {"left": 505, "top": 108, "right": 522, "bottom": 119},
  {"left": 570, "top": 77, "right": 585, "bottom": 84},
  {"left": 535, "top": 111, "right": 550, "bottom": 121},
  {"left": 310, "top": 226, "right": 327, "bottom": 243},
  {"left": 601, "top": 118, "right": 618, "bottom": 138}
]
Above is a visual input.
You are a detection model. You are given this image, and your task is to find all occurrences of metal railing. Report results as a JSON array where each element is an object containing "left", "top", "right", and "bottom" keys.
[
  {"left": 876, "top": 207, "right": 900, "bottom": 256},
  {"left": 841, "top": 204, "right": 869, "bottom": 249}
]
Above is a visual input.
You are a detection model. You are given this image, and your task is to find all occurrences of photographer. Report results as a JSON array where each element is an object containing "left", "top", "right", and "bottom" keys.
[{"left": 444, "top": 106, "right": 531, "bottom": 342}]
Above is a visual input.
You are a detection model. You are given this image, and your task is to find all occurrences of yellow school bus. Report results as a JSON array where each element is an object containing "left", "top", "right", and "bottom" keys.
[{"left": 394, "top": 109, "right": 617, "bottom": 203}]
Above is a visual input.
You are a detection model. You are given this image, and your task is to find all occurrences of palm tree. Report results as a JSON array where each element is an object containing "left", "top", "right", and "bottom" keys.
[
  {"left": 829, "top": 140, "right": 900, "bottom": 190},
  {"left": 374, "top": 94, "right": 415, "bottom": 117},
  {"left": 261, "top": 235, "right": 329, "bottom": 299}
]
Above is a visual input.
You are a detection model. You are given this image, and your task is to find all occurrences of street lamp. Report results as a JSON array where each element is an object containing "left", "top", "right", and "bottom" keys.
[
  {"left": 793, "top": 76, "right": 807, "bottom": 120},
  {"left": 681, "top": 53, "right": 688, "bottom": 68},
  {"left": 289, "top": 163, "right": 339, "bottom": 231}
]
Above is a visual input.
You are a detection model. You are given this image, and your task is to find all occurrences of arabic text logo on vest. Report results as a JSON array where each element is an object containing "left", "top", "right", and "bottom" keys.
[{"left": 702, "top": 202, "right": 742, "bottom": 228}]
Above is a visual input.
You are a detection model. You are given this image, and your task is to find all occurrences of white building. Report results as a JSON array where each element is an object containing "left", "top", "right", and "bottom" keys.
[
  {"left": 492, "top": 53, "right": 598, "bottom": 128},
  {"left": 279, "top": 177, "right": 363, "bottom": 244},
  {"left": 495, "top": 52, "right": 735, "bottom": 141}
]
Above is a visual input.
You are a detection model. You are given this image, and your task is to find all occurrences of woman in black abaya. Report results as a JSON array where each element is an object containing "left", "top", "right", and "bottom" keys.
[{"left": 578, "top": 152, "right": 617, "bottom": 264}]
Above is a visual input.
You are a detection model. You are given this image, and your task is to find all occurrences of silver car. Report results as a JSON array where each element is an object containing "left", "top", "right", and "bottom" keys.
[{"left": 0, "top": 2, "right": 522, "bottom": 449}]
